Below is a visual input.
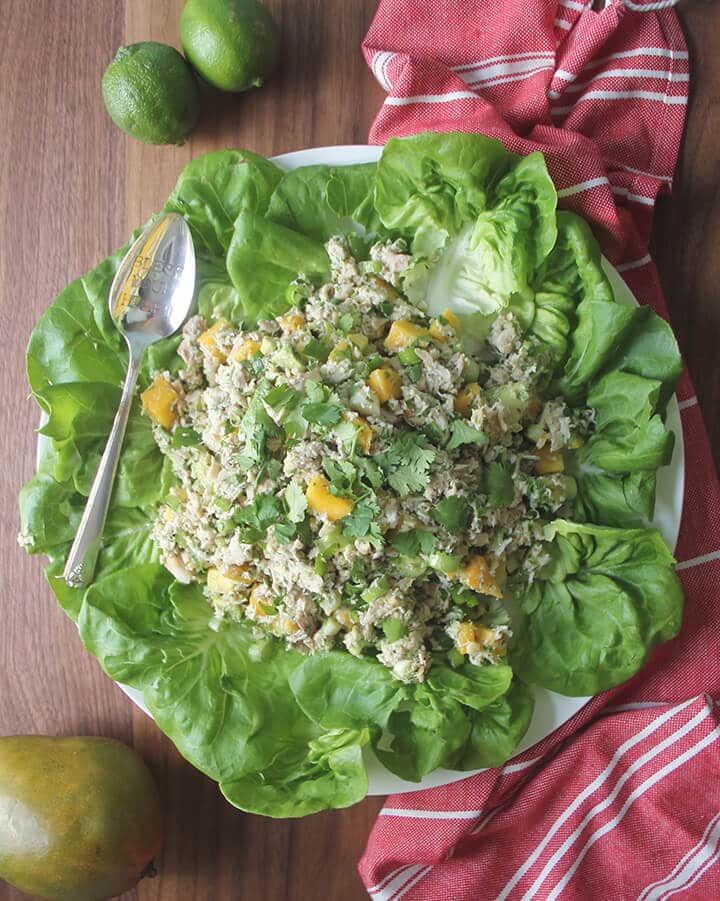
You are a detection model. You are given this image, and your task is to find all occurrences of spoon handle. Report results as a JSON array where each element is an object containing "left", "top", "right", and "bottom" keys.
[{"left": 63, "top": 350, "right": 144, "bottom": 589}]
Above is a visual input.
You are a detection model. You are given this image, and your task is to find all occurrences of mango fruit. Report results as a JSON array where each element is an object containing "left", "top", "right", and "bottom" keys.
[{"left": 0, "top": 735, "right": 162, "bottom": 901}]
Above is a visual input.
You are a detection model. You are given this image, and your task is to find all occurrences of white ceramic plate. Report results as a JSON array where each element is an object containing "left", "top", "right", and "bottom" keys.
[{"left": 46, "top": 145, "right": 685, "bottom": 797}]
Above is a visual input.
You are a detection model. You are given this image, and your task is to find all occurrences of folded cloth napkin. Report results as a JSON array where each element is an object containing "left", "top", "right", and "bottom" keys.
[{"left": 359, "top": 2, "right": 720, "bottom": 898}]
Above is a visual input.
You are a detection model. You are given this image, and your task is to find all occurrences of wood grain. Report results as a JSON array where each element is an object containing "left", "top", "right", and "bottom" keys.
[{"left": 0, "top": 2, "right": 717, "bottom": 900}]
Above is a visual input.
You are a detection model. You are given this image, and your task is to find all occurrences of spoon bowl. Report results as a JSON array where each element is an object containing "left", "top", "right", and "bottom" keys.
[{"left": 110, "top": 212, "right": 196, "bottom": 344}]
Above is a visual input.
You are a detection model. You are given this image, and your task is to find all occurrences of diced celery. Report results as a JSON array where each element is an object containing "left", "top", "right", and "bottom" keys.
[
  {"left": 429, "top": 551, "right": 462, "bottom": 574},
  {"left": 361, "top": 576, "right": 390, "bottom": 604},
  {"left": 381, "top": 617, "right": 407, "bottom": 642}
]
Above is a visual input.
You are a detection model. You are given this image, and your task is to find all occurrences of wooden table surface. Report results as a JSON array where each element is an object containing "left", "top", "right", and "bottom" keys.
[{"left": 1, "top": 2, "right": 718, "bottom": 899}]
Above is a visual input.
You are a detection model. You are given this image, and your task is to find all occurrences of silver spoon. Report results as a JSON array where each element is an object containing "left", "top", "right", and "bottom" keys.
[{"left": 63, "top": 213, "right": 196, "bottom": 589}]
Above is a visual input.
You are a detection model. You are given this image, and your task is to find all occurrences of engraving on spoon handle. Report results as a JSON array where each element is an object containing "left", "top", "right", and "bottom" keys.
[{"left": 63, "top": 350, "right": 144, "bottom": 589}]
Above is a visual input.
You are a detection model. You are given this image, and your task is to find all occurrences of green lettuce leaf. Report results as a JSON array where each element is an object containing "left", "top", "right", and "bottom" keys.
[
  {"left": 227, "top": 211, "right": 330, "bottom": 324},
  {"left": 221, "top": 727, "right": 369, "bottom": 817},
  {"left": 43, "top": 508, "right": 159, "bottom": 620},
  {"left": 375, "top": 131, "right": 512, "bottom": 247},
  {"left": 559, "top": 300, "right": 639, "bottom": 401},
  {"left": 372, "top": 685, "right": 471, "bottom": 782},
  {"left": 514, "top": 211, "right": 614, "bottom": 367},
  {"left": 35, "top": 382, "right": 169, "bottom": 505},
  {"left": 375, "top": 133, "right": 557, "bottom": 340},
  {"left": 163, "top": 149, "right": 283, "bottom": 258},
  {"left": 78, "top": 567, "right": 367, "bottom": 815},
  {"left": 26, "top": 247, "right": 129, "bottom": 394},
  {"left": 453, "top": 678, "right": 535, "bottom": 770},
  {"left": 575, "top": 471, "right": 657, "bottom": 529},
  {"left": 580, "top": 371, "right": 674, "bottom": 472},
  {"left": 510, "top": 520, "right": 683, "bottom": 695},
  {"left": 603, "top": 306, "right": 682, "bottom": 408},
  {"left": 289, "top": 651, "right": 405, "bottom": 731},
  {"left": 266, "top": 162, "right": 383, "bottom": 248}
]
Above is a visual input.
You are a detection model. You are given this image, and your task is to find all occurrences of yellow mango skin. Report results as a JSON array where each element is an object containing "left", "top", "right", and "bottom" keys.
[
  {"left": 306, "top": 474, "right": 354, "bottom": 522},
  {"left": 0, "top": 736, "right": 162, "bottom": 901},
  {"left": 140, "top": 376, "right": 179, "bottom": 429}
]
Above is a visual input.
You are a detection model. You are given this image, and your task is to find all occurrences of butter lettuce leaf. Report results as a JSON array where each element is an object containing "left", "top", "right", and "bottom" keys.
[
  {"left": 510, "top": 520, "right": 683, "bottom": 695},
  {"left": 453, "top": 678, "right": 535, "bottom": 770},
  {"left": 78, "top": 566, "right": 368, "bottom": 815},
  {"left": 227, "top": 211, "right": 330, "bottom": 325},
  {"left": 163, "top": 149, "right": 283, "bottom": 258},
  {"left": 266, "top": 162, "right": 384, "bottom": 252}
]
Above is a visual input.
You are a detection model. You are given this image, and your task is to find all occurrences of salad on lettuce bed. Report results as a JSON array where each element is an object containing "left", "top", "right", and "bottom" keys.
[{"left": 19, "top": 132, "right": 683, "bottom": 816}]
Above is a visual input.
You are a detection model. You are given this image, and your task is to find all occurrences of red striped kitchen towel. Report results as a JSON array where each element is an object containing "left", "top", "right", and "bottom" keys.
[{"left": 359, "top": 2, "right": 720, "bottom": 899}]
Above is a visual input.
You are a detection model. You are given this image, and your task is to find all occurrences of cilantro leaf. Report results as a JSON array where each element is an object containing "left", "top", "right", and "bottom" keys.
[
  {"left": 274, "top": 522, "right": 297, "bottom": 544},
  {"left": 265, "top": 384, "right": 301, "bottom": 411},
  {"left": 342, "top": 502, "right": 375, "bottom": 538},
  {"left": 324, "top": 459, "right": 357, "bottom": 494},
  {"left": 447, "top": 420, "right": 487, "bottom": 451},
  {"left": 335, "top": 419, "right": 358, "bottom": 454},
  {"left": 233, "top": 493, "right": 281, "bottom": 541},
  {"left": 301, "top": 401, "right": 343, "bottom": 426},
  {"left": 391, "top": 529, "right": 437, "bottom": 557},
  {"left": 304, "top": 381, "right": 327, "bottom": 403},
  {"left": 355, "top": 457, "right": 383, "bottom": 489},
  {"left": 432, "top": 497, "right": 471, "bottom": 533},
  {"left": 302, "top": 338, "right": 330, "bottom": 362},
  {"left": 284, "top": 480, "right": 307, "bottom": 523},
  {"left": 236, "top": 379, "right": 275, "bottom": 465},
  {"left": 487, "top": 460, "right": 515, "bottom": 507},
  {"left": 378, "top": 432, "right": 436, "bottom": 498}
]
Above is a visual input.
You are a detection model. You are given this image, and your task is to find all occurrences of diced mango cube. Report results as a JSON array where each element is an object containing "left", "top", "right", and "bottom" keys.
[
  {"left": 536, "top": 447, "right": 565, "bottom": 474},
  {"left": 278, "top": 310, "right": 306, "bottom": 332},
  {"left": 224, "top": 564, "right": 254, "bottom": 586},
  {"left": 384, "top": 320, "right": 430, "bottom": 352},
  {"left": 306, "top": 474, "right": 354, "bottom": 522},
  {"left": 141, "top": 376, "right": 179, "bottom": 429},
  {"left": 474, "top": 625, "right": 495, "bottom": 647},
  {"left": 454, "top": 382, "right": 480, "bottom": 416},
  {"left": 456, "top": 621, "right": 477, "bottom": 655},
  {"left": 367, "top": 367, "right": 402, "bottom": 404},
  {"left": 231, "top": 339, "right": 262, "bottom": 363},
  {"left": 459, "top": 555, "right": 503, "bottom": 598},
  {"left": 334, "top": 607, "right": 354, "bottom": 629},
  {"left": 248, "top": 585, "right": 272, "bottom": 617},
  {"left": 207, "top": 567, "right": 240, "bottom": 594},
  {"left": 278, "top": 615, "right": 300, "bottom": 635},
  {"left": 344, "top": 413, "right": 374, "bottom": 454},
  {"left": 429, "top": 308, "right": 460, "bottom": 342},
  {"left": 198, "top": 318, "right": 231, "bottom": 362}
]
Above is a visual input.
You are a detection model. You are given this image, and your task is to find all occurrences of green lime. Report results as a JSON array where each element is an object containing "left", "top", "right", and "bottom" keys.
[
  {"left": 102, "top": 42, "right": 201, "bottom": 145},
  {"left": 179, "top": 0, "right": 281, "bottom": 93}
]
